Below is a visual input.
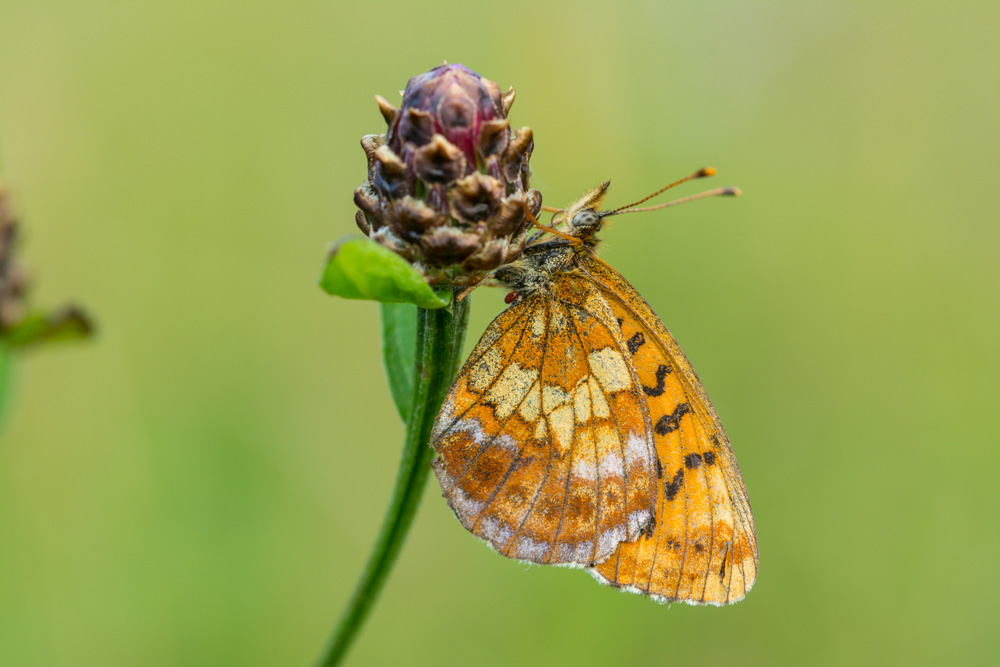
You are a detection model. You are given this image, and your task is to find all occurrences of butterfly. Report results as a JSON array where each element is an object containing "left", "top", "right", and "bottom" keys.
[{"left": 429, "top": 168, "right": 757, "bottom": 605}]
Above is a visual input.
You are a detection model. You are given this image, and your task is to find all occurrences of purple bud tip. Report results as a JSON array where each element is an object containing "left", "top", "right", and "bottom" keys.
[{"left": 390, "top": 64, "right": 505, "bottom": 174}]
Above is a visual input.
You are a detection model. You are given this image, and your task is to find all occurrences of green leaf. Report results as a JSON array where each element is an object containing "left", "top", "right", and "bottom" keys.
[
  {"left": 379, "top": 302, "right": 417, "bottom": 422},
  {"left": 318, "top": 237, "right": 448, "bottom": 309}
]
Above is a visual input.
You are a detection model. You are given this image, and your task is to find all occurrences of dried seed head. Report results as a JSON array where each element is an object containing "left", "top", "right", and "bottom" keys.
[
  {"left": 0, "top": 183, "right": 93, "bottom": 344},
  {"left": 0, "top": 187, "right": 24, "bottom": 329},
  {"left": 352, "top": 64, "right": 542, "bottom": 286}
]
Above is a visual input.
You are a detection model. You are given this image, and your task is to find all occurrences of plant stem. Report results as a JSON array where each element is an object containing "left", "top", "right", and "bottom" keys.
[{"left": 316, "top": 295, "right": 470, "bottom": 666}]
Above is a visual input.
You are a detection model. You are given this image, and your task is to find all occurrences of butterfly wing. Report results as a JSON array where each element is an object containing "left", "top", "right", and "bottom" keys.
[
  {"left": 430, "top": 275, "right": 659, "bottom": 565},
  {"left": 578, "top": 255, "right": 758, "bottom": 604}
]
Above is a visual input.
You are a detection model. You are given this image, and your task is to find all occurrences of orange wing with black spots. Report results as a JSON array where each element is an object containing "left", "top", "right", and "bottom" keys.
[
  {"left": 578, "top": 255, "right": 758, "bottom": 605},
  {"left": 430, "top": 273, "right": 659, "bottom": 566}
]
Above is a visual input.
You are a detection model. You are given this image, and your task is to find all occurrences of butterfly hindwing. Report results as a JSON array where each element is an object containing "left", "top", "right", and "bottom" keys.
[
  {"left": 431, "top": 274, "right": 659, "bottom": 565},
  {"left": 578, "top": 255, "right": 758, "bottom": 604}
]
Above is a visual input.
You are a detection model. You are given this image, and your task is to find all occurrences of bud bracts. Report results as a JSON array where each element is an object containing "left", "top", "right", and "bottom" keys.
[{"left": 354, "top": 64, "right": 541, "bottom": 286}]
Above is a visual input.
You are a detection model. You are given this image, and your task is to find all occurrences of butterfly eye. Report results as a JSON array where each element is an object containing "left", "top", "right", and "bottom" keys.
[{"left": 571, "top": 209, "right": 601, "bottom": 230}]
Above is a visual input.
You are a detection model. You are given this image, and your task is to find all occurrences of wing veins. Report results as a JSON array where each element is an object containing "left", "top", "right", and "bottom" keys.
[
  {"left": 547, "top": 401, "right": 578, "bottom": 564},
  {"left": 563, "top": 283, "right": 752, "bottom": 602},
  {"left": 696, "top": 424, "right": 717, "bottom": 602},
  {"left": 578, "top": 263, "right": 757, "bottom": 573},
  {"left": 644, "top": 486, "right": 666, "bottom": 595},
  {"left": 434, "top": 301, "right": 537, "bottom": 445},
  {"left": 469, "top": 300, "right": 553, "bottom": 540},
  {"left": 562, "top": 290, "right": 660, "bottom": 563},
  {"left": 505, "top": 416, "right": 554, "bottom": 555},
  {"left": 565, "top": 305, "right": 617, "bottom": 565},
  {"left": 673, "top": 463, "right": 692, "bottom": 600}
]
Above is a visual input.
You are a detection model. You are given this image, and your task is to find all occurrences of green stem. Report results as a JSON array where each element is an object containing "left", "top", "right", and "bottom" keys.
[{"left": 316, "top": 295, "right": 470, "bottom": 666}]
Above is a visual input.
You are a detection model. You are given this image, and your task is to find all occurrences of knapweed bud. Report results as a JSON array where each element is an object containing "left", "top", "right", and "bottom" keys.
[{"left": 354, "top": 64, "right": 542, "bottom": 286}]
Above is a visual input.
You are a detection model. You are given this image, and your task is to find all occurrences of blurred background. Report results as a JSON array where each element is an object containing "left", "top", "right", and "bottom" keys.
[{"left": 1, "top": 2, "right": 998, "bottom": 665}]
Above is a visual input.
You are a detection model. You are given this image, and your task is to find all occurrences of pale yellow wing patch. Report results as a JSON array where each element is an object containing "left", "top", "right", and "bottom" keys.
[{"left": 430, "top": 276, "right": 659, "bottom": 565}]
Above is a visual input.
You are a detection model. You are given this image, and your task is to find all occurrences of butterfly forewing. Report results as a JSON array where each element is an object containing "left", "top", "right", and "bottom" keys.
[
  {"left": 431, "top": 275, "right": 659, "bottom": 565},
  {"left": 578, "top": 256, "right": 758, "bottom": 604}
]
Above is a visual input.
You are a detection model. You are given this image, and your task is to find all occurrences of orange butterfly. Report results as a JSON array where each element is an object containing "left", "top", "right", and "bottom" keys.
[{"left": 430, "top": 169, "right": 757, "bottom": 605}]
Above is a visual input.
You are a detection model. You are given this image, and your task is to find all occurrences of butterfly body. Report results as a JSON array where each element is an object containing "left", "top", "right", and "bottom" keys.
[{"left": 430, "top": 179, "right": 757, "bottom": 605}]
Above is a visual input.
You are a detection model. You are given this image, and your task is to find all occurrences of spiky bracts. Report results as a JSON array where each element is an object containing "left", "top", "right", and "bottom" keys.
[{"left": 354, "top": 64, "right": 541, "bottom": 286}]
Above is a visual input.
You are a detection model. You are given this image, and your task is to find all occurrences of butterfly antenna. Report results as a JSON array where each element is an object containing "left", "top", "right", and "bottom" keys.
[
  {"left": 607, "top": 186, "right": 741, "bottom": 216},
  {"left": 601, "top": 167, "right": 721, "bottom": 217},
  {"left": 455, "top": 274, "right": 492, "bottom": 302},
  {"left": 521, "top": 201, "right": 582, "bottom": 244}
]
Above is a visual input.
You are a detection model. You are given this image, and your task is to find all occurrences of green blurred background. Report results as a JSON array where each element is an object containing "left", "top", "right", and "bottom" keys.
[{"left": 1, "top": 2, "right": 998, "bottom": 665}]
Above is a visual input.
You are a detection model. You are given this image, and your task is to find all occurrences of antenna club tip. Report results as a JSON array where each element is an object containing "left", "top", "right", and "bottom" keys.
[
  {"left": 724, "top": 187, "right": 742, "bottom": 197},
  {"left": 698, "top": 167, "right": 717, "bottom": 177}
]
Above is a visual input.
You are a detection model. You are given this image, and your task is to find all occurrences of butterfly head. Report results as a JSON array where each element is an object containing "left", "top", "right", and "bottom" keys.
[
  {"left": 552, "top": 168, "right": 740, "bottom": 244},
  {"left": 553, "top": 181, "right": 612, "bottom": 243},
  {"left": 498, "top": 169, "right": 740, "bottom": 301},
  {"left": 569, "top": 208, "right": 603, "bottom": 233}
]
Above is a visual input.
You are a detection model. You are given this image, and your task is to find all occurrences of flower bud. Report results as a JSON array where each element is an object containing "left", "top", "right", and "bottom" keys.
[{"left": 353, "top": 64, "right": 541, "bottom": 286}]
